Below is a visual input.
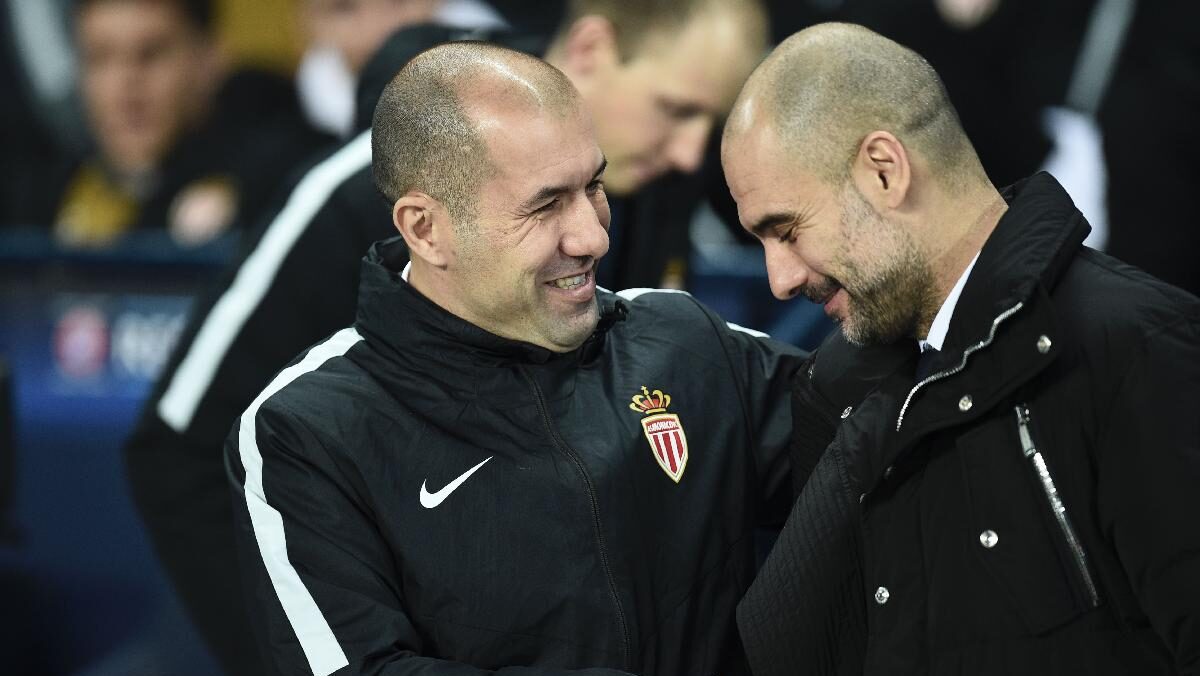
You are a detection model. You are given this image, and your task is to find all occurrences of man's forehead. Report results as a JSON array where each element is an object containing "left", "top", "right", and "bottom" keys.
[
  {"left": 477, "top": 100, "right": 590, "bottom": 152},
  {"left": 477, "top": 108, "right": 602, "bottom": 188},
  {"left": 727, "top": 134, "right": 828, "bottom": 219},
  {"left": 724, "top": 120, "right": 783, "bottom": 177}
]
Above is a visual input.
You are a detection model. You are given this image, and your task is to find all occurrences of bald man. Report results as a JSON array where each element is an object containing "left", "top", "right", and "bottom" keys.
[
  {"left": 226, "top": 42, "right": 804, "bottom": 674},
  {"left": 725, "top": 23, "right": 1200, "bottom": 676}
]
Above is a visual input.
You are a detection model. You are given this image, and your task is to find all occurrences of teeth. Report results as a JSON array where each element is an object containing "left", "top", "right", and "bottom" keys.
[{"left": 553, "top": 274, "right": 586, "bottom": 289}]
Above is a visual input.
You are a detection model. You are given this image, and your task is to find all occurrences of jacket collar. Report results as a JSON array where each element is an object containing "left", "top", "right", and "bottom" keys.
[
  {"left": 895, "top": 173, "right": 1088, "bottom": 397},
  {"left": 850, "top": 173, "right": 1090, "bottom": 487},
  {"left": 946, "top": 172, "right": 1088, "bottom": 349},
  {"left": 355, "top": 237, "right": 624, "bottom": 375}
]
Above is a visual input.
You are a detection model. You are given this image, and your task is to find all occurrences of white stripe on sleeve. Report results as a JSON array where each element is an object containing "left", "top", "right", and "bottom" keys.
[
  {"left": 158, "top": 131, "right": 373, "bottom": 433},
  {"left": 724, "top": 321, "right": 770, "bottom": 338},
  {"left": 611, "top": 287, "right": 772, "bottom": 338},
  {"left": 239, "top": 326, "right": 363, "bottom": 676},
  {"left": 612, "top": 287, "right": 691, "bottom": 301}
]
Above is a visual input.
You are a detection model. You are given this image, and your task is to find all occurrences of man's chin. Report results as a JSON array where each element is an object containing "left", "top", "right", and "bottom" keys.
[
  {"left": 545, "top": 303, "right": 600, "bottom": 351},
  {"left": 838, "top": 313, "right": 915, "bottom": 348},
  {"left": 838, "top": 322, "right": 868, "bottom": 347}
]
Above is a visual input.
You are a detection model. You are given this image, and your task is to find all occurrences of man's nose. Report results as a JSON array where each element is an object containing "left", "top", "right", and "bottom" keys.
[
  {"left": 561, "top": 199, "right": 610, "bottom": 260},
  {"left": 765, "top": 243, "right": 807, "bottom": 301}
]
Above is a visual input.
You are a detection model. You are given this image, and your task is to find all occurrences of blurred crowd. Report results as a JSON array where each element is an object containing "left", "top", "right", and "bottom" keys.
[{"left": 0, "top": 0, "right": 1197, "bottom": 295}]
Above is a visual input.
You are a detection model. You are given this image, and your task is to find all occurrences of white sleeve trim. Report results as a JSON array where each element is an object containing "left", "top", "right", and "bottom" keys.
[
  {"left": 157, "top": 131, "right": 373, "bottom": 433},
  {"left": 612, "top": 287, "right": 692, "bottom": 301},
  {"left": 725, "top": 321, "right": 770, "bottom": 339},
  {"left": 238, "top": 327, "right": 363, "bottom": 676},
  {"left": 608, "top": 287, "right": 771, "bottom": 337}
]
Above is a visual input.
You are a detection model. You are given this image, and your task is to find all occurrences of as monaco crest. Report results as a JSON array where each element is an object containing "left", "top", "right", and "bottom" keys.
[{"left": 629, "top": 386, "right": 689, "bottom": 483}]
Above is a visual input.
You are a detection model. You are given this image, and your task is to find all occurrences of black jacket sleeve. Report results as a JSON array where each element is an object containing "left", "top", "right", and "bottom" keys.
[
  {"left": 227, "top": 402, "right": 633, "bottom": 676},
  {"left": 1095, "top": 316, "right": 1200, "bottom": 674},
  {"left": 789, "top": 333, "right": 916, "bottom": 494},
  {"left": 709, "top": 313, "right": 809, "bottom": 525}
]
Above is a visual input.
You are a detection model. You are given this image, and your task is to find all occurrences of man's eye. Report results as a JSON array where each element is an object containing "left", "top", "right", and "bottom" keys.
[
  {"left": 657, "top": 99, "right": 700, "bottom": 119},
  {"left": 586, "top": 180, "right": 605, "bottom": 195},
  {"left": 536, "top": 198, "right": 559, "bottom": 213}
]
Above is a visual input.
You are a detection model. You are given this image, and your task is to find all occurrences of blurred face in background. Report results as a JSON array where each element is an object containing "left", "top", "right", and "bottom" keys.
[
  {"left": 77, "top": 0, "right": 220, "bottom": 175},
  {"left": 302, "top": 0, "right": 442, "bottom": 75},
  {"left": 560, "top": 6, "right": 765, "bottom": 196}
]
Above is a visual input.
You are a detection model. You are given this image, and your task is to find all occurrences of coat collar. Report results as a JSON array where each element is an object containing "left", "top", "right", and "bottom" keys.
[
  {"left": 913, "top": 172, "right": 1088, "bottom": 382},
  {"left": 842, "top": 173, "right": 1091, "bottom": 490},
  {"left": 350, "top": 236, "right": 624, "bottom": 374}
]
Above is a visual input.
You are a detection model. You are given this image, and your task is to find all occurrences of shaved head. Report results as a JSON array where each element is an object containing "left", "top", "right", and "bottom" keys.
[
  {"left": 725, "top": 22, "right": 985, "bottom": 190},
  {"left": 724, "top": 23, "right": 1009, "bottom": 346},
  {"left": 372, "top": 41, "right": 580, "bottom": 226}
]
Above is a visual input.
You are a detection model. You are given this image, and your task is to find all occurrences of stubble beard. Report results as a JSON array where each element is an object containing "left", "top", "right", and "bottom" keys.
[
  {"left": 545, "top": 297, "right": 600, "bottom": 350},
  {"left": 836, "top": 186, "right": 937, "bottom": 347},
  {"left": 456, "top": 211, "right": 601, "bottom": 350}
]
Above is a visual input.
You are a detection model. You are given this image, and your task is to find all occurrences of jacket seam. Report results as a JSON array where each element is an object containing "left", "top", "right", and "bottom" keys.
[{"left": 685, "top": 295, "right": 763, "bottom": 487}]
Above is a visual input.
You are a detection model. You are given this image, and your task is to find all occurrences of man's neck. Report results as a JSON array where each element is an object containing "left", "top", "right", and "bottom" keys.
[{"left": 915, "top": 189, "right": 1008, "bottom": 338}]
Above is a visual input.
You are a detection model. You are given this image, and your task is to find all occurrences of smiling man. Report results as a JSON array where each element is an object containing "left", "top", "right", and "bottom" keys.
[
  {"left": 226, "top": 42, "right": 804, "bottom": 675},
  {"left": 724, "top": 22, "right": 1200, "bottom": 676},
  {"left": 374, "top": 56, "right": 609, "bottom": 352}
]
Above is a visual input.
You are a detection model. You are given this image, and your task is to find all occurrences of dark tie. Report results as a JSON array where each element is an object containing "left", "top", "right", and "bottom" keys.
[{"left": 915, "top": 345, "right": 941, "bottom": 381}]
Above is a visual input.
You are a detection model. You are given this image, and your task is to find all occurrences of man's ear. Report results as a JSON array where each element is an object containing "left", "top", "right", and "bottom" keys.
[
  {"left": 393, "top": 192, "right": 452, "bottom": 268},
  {"left": 553, "top": 15, "right": 620, "bottom": 84},
  {"left": 852, "top": 131, "right": 911, "bottom": 211}
]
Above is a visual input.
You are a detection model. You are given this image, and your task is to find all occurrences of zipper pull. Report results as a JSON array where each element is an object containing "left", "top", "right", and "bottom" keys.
[{"left": 1015, "top": 404, "right": 1037, "bottom": 458}]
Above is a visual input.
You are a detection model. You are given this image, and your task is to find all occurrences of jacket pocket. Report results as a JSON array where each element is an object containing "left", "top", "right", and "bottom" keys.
[
  {"left": 956, "top": 405, "right": 1100, "bottom": 634},
  {"left": 1013, "top": 404, "right": 1101, "bottom": 609}
]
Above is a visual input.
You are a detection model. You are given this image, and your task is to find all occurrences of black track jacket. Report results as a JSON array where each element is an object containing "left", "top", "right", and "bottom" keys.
[{"left": 227, "top": 238, "right": 806, "bottom": 675}]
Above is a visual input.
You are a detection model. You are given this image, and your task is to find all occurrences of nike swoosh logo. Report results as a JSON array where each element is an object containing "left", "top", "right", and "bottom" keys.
[{"left": 419, "top": 456, "right": 493, "bottom": 509}]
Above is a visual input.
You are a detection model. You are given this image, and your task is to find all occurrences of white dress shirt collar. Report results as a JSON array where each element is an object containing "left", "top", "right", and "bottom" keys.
[{"left": 919, "top": 251, "right": 980, "bottom": 353}]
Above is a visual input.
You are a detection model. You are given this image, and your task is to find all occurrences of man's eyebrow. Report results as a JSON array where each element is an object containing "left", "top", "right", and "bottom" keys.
[
  {"left": 521, "top": 157, "right": 608, "bottom": 211},
  {"left": 750, "top": 212, "right": 799, "bottom": 238}
]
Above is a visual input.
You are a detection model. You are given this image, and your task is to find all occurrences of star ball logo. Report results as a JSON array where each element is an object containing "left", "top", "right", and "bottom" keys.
[{"left": 629, "top": 386, "right": 689, "bottom": 483}]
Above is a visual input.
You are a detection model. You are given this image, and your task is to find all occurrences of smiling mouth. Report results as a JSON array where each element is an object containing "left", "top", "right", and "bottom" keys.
[
  {"left": 795, "top": 269, "right": 841, "bottom": 301},
  {"left": 546, "top": 263, "right": 595, "bottom": 290},
  {"left": 804, "top": 284, "right": 841, "bottom": 305},
  {"left": 551, "top": 273, "right": 588, "bottom": 289}
]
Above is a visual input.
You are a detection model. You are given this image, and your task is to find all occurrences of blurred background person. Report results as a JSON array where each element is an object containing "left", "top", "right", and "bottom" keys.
[
  {"left": 23, "top": 0, "right": 329, "bottom": 249},
  {"left": 549, "top": 0, "right": 769, "bottom": 291},
  {"left": 0, "top": 0, "right": 83, "bottom": 226},
  {"left": 1099, "top": 0, "right": 1200, "bottom": 298}
]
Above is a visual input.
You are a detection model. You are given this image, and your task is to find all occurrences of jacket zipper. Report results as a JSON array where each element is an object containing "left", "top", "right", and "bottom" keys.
[
  {"left": 519, "top": 367, "right": 632, "bottom": 667},
  {"left": 1014, "top": 404, "right": 1101, "bottom": 608},
  {"left": 896, "top": 302, "right": 1025, "bottom": 431}
]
